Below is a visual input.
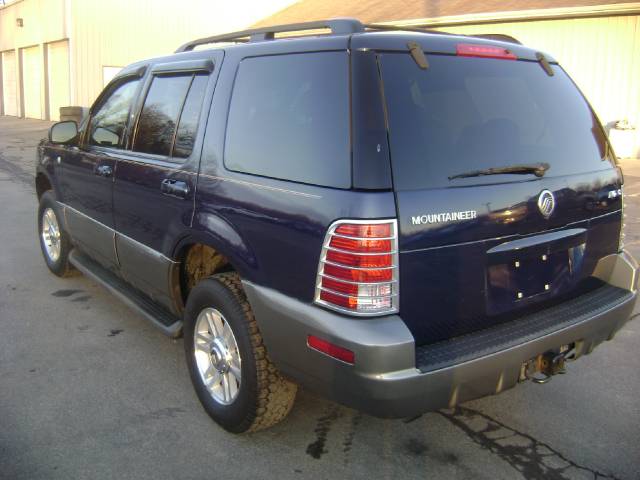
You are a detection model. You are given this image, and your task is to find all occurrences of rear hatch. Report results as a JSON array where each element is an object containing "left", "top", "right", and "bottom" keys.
[{"left": 378, "top": 43, "right": 622, "bottom": 345}]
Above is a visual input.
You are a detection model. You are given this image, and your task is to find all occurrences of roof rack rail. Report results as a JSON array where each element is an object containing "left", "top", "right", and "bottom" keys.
[
  {"left": 175, "top": 18, "right": 522, "bottom": 53},
  {"left": 175, "top": 18, "right": 364, "bottom": 53},
  {"left": 365, "top": 23, "right": 520, "bottom": 43},
  {"left": 363, "top": 23, "right": 447, "bottom": 36},
  {"left": 469, "top": 33, "right": 522, "bottom": 45}
]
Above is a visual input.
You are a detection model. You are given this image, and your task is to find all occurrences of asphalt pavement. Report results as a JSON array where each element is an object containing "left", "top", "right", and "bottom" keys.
[{"left": 0, "top": 116, "right": 639, "bottom": 480}]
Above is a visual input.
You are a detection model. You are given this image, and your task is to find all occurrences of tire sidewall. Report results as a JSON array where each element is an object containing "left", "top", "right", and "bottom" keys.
[
  {"left": 38, "top": 191, "right": 70, "bottom": 276},
  {"left": 183, "top": 277, "right": 259, "bottom": 433}
]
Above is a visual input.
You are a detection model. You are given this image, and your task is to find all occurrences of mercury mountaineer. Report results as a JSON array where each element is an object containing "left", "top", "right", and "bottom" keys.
[{"left": 35, "top": 19, "right": 637, "bottom": 433}]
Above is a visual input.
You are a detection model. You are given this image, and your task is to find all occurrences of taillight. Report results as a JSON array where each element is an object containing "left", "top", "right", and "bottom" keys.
[
  {"left": 456, "top": 43, "right": 517, "bottom": 60},
  {"left": 315, "top": 219, "right": 399, "bottom": 316}
]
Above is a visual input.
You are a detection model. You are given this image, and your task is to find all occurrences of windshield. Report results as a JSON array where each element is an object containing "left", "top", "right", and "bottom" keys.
[{"left": 379, "top": 53, "right": 614, "bottom": 191}]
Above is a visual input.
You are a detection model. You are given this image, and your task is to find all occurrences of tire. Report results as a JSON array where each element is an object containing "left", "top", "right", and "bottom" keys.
[
  {"left": 38, "top": 191, "right": 76, "bottom": 277},
  {"left": 184, "top": 273, "right": 297, "bottom": 433}
]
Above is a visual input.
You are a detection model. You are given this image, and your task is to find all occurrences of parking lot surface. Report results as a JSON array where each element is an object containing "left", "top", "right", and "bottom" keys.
[{"left": 1, "top": 116, "right": 639, "bottom": 480}]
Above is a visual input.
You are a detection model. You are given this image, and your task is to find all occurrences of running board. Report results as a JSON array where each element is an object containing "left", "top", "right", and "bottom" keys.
[{"left": 69, "top": 250, "right": 183, "bottom": 338}]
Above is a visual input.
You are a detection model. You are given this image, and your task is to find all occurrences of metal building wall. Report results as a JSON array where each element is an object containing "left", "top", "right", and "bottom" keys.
[
  {"left": 0, "top": 0, "right": 67, "bottom": 119},
  {"left": 68, "top": 0, "right": 297, "bottom": 108},
  {"left": 47, "top": 39, "right": 70, "bottom": 121},
  {"left": 0, "top": 0, "right": 296, "bottom": 117},
  {"left": 0, "top": 0, "right": 67, "bottom": 52},
  {"left": 442, "top": 15, "right": 640, "bottom": 157},
  {"left": 1, "top": 50, "right": 18, "bottom": 116},
  {"left": 20, "top": 45, "right": 42, "bottom": 119}
]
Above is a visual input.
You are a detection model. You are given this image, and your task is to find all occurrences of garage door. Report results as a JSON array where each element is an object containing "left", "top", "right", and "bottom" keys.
[
  {"left": 2, "top": 50, "right": 18, "bottom": 116},
  {"left": 21, "top": 46, "right": 43, "bottom": 119},
  {"left": 47, "top": 40, "right": 70, "bottom": 121}
]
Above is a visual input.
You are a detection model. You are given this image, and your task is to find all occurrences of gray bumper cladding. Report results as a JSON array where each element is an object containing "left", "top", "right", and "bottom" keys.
[{"left": 243, "top": 251, "right": 638, "bottom": 418}]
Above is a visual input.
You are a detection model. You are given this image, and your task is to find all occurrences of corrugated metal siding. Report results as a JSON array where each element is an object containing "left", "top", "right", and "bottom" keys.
[
  {"left": 443, "top": 15, "right": 640, "bottom": 157},
  {"left": 68, "top": 0, "right": 297, "bottom": 107},
  {"left": 0, "top": 0, "right": 66, "bottom": 52}
]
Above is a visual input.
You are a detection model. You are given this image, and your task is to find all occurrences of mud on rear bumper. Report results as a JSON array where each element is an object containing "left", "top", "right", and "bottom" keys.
[{"left": 243, "top": 251, "right": 638, "bottom": 418}]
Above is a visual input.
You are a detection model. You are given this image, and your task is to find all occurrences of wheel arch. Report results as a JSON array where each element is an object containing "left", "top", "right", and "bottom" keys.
[
  {"left": 35, "top": 171, "right": 53, "bottom": 200},
  {"left": 170, "top": 218, "right": 261, "bottom": 306}
]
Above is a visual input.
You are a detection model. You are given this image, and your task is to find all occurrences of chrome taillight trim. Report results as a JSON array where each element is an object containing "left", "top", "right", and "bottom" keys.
[
  {"left": 319, "top": 273, "right": 398, "bottom": 286},
  {"left": 318, "top": 287, "right": 398, "bottom": 300},
  {"left": 324, "top": 246, "right": 399, "bottom": 256},
  {"left": 314, "top": 218, "right": 399, "bottom": 317},
  {"left": 322, "top": 259, "right": 397, "bottom": 271},
  {"left": 330, "top": 233, "right": 396, "bottom": 241}
]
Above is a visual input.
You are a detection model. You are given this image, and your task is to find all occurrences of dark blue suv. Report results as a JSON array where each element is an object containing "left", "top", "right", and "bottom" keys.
[{"left": 35, "top": 19, "right": 638, "bottom": 433}]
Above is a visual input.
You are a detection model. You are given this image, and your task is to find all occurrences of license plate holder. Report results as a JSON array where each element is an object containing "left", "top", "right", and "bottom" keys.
[{"left": 487, "top": 250, "right": 571, "bottom": 314}]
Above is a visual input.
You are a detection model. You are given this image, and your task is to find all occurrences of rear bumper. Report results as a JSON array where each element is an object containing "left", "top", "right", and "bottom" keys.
[{"left": 243, "top": 250, "right": 638, "bottom": 418}]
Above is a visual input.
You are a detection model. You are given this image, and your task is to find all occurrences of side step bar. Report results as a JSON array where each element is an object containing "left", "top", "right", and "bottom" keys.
[{"left": 69, "top": 250, "right": 183, "bottom": 338}]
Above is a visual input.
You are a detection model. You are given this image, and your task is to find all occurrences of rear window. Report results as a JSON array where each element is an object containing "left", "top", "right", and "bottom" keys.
[
  {"left": 380, "top": 53, "right": 614, "bottom": 191},
  {"left": 224, "top": 52, "right": 351, "bottom": 188}
]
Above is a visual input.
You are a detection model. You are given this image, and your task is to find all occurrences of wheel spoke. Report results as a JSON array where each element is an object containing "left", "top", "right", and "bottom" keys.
[
  {"left": 222, "top": 372, "right": 232, "bottom": 402},
  {"left": 204, "top": 367, "right": 221, "bottom": 388},
  {"left": 47, "top": 210, "right": 58, "bottom": 231},
  {"left": 222, "top": 323, "right": 235, "bottom": 347},
  {"left": 229, "top": 363, "right": 241, "bottom": 381},
  {"left": 211, "top": 311, "right": 225, "bottom": 339},
  {"left": 205, "top": 311, "right": 219, "bottom": 337},
  {"left": 196, "top": 332, "right": 211, "bottom": 343}
]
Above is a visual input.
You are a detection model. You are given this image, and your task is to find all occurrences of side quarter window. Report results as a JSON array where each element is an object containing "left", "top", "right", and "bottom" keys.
[
  {"left": 224, "top": 52, "right": 351, "bottom": 188},
  {"left": 89, "top": 79, "right": 141, "bottom": 148}
]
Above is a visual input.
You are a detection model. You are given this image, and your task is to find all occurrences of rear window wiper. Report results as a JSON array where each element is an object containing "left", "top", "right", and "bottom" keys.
[{"left": 448, "top": 162, "right": 550, "bottom": 180}]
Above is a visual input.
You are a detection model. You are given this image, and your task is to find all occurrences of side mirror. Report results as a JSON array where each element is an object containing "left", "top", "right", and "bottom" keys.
[{"left": 49, "top": 121, "right": 79, "bottom": 145}]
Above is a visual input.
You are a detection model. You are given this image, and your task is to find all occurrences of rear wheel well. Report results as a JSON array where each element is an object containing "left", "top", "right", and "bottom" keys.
[
  {"left": 35, "top": 173, "right": 52, "bottom": 200},
  {"left": 178, "top": 243, "right": 233, "bottom": 304}
]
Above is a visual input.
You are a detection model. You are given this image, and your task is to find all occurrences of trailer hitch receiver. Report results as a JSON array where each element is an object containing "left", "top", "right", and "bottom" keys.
[{"left": 520, "top": 344, "right": 575, "bottom": 384}]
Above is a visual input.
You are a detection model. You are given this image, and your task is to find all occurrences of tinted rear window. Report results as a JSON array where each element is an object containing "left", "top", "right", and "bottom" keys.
[
  {"left": 224, "top": 52, "right": 351, "bottom": 188},
  {"left": 380, "top": 53, "right": 614, "bottom": 191}
]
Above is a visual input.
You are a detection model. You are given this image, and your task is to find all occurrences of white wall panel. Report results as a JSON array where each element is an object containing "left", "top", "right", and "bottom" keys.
[
  {"left": 47, "top": 39, "right": 70, "bottom": 121},
  {"left": 442, "top": 15, "right": 640, "bottom": 157},
  {"left": 0, "top": 0, "right": 67, "bottom": 52},
  {"left": 69, "top": 0, "right": 298, "bottom": 107},
  {"left": 21, "top": 45, "right": 42, "bottom": 119},
  {"left": 1, "top": 50, "right": 18, "bottom": 116}
]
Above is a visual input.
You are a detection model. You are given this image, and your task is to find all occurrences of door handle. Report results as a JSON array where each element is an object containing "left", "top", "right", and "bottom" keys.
[
  {"left": 95, "top": 164, "right": 113, "bottom": 178},
  {"left": 161, "top": 179, "right": 189, "bottom": 199}
]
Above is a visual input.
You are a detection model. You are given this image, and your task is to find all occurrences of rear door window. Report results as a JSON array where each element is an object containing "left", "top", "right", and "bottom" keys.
[
  {"left": 379, "top": 53, "right": 614, "bottom": 191},
  {"left": 224, "top": 52, "right": 351, "bottom": 188},
  {"left": 133, "top": 73, "right": 208, "bottom": 159},
  {"left": 173, "top": 74, "right": 208, "bottom": 158}
]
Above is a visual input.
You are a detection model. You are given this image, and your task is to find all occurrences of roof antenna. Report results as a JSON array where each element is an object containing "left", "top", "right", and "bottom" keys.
[{"left": 407, "top": 42, "right": 429, "bottom": 70}]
